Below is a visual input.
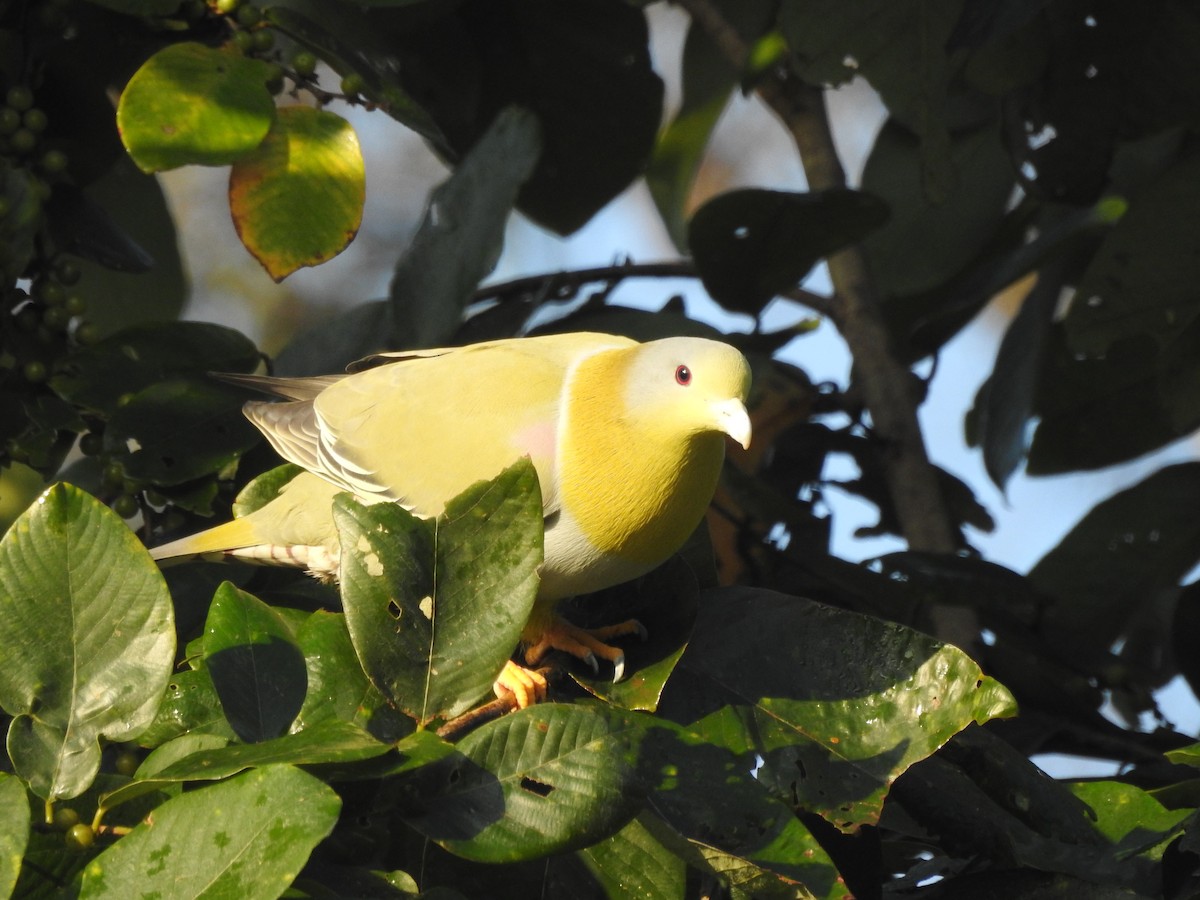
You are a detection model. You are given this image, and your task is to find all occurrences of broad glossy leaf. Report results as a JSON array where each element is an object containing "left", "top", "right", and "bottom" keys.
[
  {"left": 100, "top": 720, "right": 391, "bottom": 815},
  {"left": 862, "top": 120, "right": 1014, "bottom": 298},
  {"left": 293, "top": 609, "right": 413, "bottom": 742},
  {"left": 336, "top": 458, "right": 542, "bottom": 724},
  {"left": 779, "top": 0, "right": 962, "bottom": 199},
  {"left": 77, "top": 766, "right": 340, "bottom": 899},
  {"left": 117, "top": 43, "right": 276, "bottom": 173},
  {"left": 659, "top": 588, "right": 1016, "bottom": 832},
  {"left": 101, "top": 378, "right": 260, "bottom": 486},
  {"left": 1068, "top": 781, "right": 1190, "bottom": 863},
  {"left": 398, "top": 704, "right": 651, "bottom": 862},
  {"left": 0, "top": 484, "right": 175, "bottom": 800},
  {"left": 51, "top": 321, "right": 260, "bottom": 415},
  {"left": 230, "top": 106, "right": 365, "bottom": 281},
  {"left": 390, "top": 105, "right": 540, "bottom": 348},
  {"left": 232, "top": 463, "right": 304, "bottom": 518},
  {"left": 203, "top": 582, "right": 308, "bottom": 743},
  {"left": 1029, "top": 463, "right": 1200, "bottom": 659},
  {"left": 0, "top": 773, "right": 29, "bottom": 899},
  {"left": 688, "top": 188, "right": 888, "bottom": 315},
  {"left": 578, "top": 815, "right": 686, "bottom": 900}
]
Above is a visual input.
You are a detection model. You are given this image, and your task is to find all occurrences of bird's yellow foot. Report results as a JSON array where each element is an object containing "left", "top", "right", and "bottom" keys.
[
  {"left": 524, "top": 617, "right": 648, "bottom": 682},
  {"left": 493, "top": 660, "right": 548, "bottom": 709}
]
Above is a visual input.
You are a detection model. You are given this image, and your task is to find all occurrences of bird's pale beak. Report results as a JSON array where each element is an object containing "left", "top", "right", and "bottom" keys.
[{"left": 713, "top": 398, "right": 752, "bottom": 450}]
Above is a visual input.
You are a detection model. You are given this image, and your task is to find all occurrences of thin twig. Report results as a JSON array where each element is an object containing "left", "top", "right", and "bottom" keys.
[{"left": 435, "top": 666, "right": 556, "bottom": 741}]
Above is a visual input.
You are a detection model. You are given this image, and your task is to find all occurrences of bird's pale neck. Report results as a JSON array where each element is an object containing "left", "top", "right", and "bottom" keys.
[{"left": 558, "top": 349, "right": 726, "bottom": 565}]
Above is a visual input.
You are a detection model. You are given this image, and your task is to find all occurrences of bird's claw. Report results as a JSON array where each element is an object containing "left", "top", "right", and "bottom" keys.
[
  {"left": 612, "top": 652, "right": 625, "bottom": 684},
  {"left": 583, "top": 651, "right": 599, "bottom": 675}
]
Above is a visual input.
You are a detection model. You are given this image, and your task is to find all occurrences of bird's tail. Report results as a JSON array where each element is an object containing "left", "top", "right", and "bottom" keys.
[{"left": 149, "top": 516, "right": 263, "bottom": 562}]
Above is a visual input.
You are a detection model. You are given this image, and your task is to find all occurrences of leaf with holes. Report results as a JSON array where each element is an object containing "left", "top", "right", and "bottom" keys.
[
  {"left": 0, "top": 484, "right": 175, "bottom": 800},
  {"left": 335, "top": 457, "right": 542, "bottom": 725},
  {"left": 397, "top": 703, "right": 652, "bottom": 862},
  {"left": 658, "top": 588, "right": 1016, "bottom": 832},
  {"left": 229, "top": 105, "right": 365, "bottom": 281}
]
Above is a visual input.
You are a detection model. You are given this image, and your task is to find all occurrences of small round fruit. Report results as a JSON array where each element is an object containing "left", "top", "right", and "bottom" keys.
[
  {"left": 9, "top": 128, "right": 37, "bottom": 154},
  {"left": 340, "top": 73, "right": 365, "bottom": 96},
  {"left": 40, "top": 149, "right": 68, "bottom": 174},
  {"left": 42, "top": 305, "right": 70, "bottom": 330},
  {"left": 54, "top": 258, "right": 81, "bottom": 285},
  {"left": 251, "top": 28, "right": 274, "bottom": 51},
  {"left": 102, "top": 461, "right": 125, "bottom": 488},
  {"left": 65, "top": 823, "right": 95, "bottom": 851},
  {"left": 233, "top": 29, "right": 255, "bottom": 53},
  {"left": 22, "top": 108, "right": 48, "bottom": 133},
  {"left": 65, "top": 293, "right": 86, "bottom": 316},
  {"left": 291, "top": 51, "right": 317, "bottom": 77},
  {"left": 235, "top": 3, "right": 260, "bottom": 25},
  {"left": 113, "top": 493, "right": 139, "bottom": 519},
  {"left": 74, "top": 321, "right": 101, "bottom": 345},
  {"left": 0, "top": 107, "right": 19, "bottom": 134},
  {"left": 79, "top": 432, "right": 103, "bottom": 456},
  {"left": 21, "top": 360, "right": 46, "bottom": 382},
  {"left": 113, "top": 750, "right": 139, "bottom": 776},
  {"left": 5, "top": 85, "right": 34, "bottom": 111},
  {"left": 37, "top": 279, "right": 65, "bottom": 305},
  {"left": 52, "top": 807, "right": 81, "bottom": 831},
  {"left": 215, "top": 0, "right": 239, "bottom": 14}
]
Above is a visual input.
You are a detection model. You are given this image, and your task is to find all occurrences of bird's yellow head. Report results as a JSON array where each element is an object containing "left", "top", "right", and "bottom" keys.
[{"left": 620, "top": 337, "right": 752, "bottom": 450}]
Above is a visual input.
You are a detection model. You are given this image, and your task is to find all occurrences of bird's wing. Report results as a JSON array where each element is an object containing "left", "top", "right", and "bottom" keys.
[
  {"left": 214, "top": 371, "right": 346, "bottom": 401},
  {"left": 247, "top": 333, "right": 632, "bottom": 517}
]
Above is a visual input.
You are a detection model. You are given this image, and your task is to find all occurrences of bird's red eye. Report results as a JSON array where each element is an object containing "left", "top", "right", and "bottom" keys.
[{"left": 675, "top": 365, "right": 691, "bottom": 386}]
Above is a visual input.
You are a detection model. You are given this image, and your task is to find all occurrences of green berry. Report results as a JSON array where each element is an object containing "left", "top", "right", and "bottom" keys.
[
  {"left": 79, "top": 432, "right": 103, "bottom": 456},
  {"left": 37, "top": 279, "right": 65, "bottom": 306},
  {"left": 263, "top": 64, "right": 285, "bottom": 94},
  {"left": 74, "top": 321, "right": 100, "bottom": 345},
  {"left": 0, "top": 107, "right": 18, "bottom": 134},
  {"left": 65, "top": 823, "right": 95, "bottom": 851},
  {"left": 65, "top": 293, "right": 86, "bottom": 316},
  {"left": 233, "top": 29, "right": 255, "bottom": 53},
  {"left": 235, "top": 3, "right": 260, "bottom": 25},
  {"left": 215, "top": 0, "right": 239, "bottom": 13},
  {"left": 22, "top": 108, "right": 47, "bottom": 133},
  {"left": 6, "top": 85, "right": 34, "bottom": 112},
  {"left": 10, "top": 128, "right": 37, "bottom": 154},
  {"left": 52, "top": 807, "right": 81, "bottom": 831},
  {"left": 114, "top": 750, "right": 139, "bottom": 776},
  {"left": 113, "top": 493, "right": 139, "bottom": 519},
  {"left": 21, "top": 360, "right": 46, "bottom": 382},
  {"left": 340, "top": 73, "right": 365, "bottom": 96},
  {"left": 292, "top": 51, "right": 317, "bottom": 77},
  {"left": 54, "top": 258, "right": 81, "bottom": 285},
  {"left": 251, "top": 28, "right": 274, "bottom": 51},
  {"left": 40, "top": 149, "right": 68, "bottom": 174},
  {"left": 102, "top": 461, "right": 124, "bottom": 488},
  {"left": 117, "top": 391, "right": 136, "bottom": 408}
]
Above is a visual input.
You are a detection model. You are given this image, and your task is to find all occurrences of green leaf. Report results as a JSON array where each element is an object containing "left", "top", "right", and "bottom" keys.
[
  {"left": 335, "top": 457, "right": 542, "bottom": 725},
  {"left": 779, "top": 0, "right": 963, "bottom": 200},
  {"left": 102, "top": 378, "right": 260, "bottom": 486},
  {"left": 0, "top": 164, "right": 43, "bottom": 286},
  {"left": 117, "top": 43, "right": 277, "bottom": 173},
  {"left": 1029, "top": 463, "right": 1200, "bottom": 659},
  {"left": 1068, "top": 781, "right": 1190, "bottom": 862},
  {"left": 398, "top": 704, "right": 651, "bottom": 862},
  {"left": 138, "top": 667, "right": 238, "bottom": 748},
  {"left": 293, "top": 610, "right": 413, "bottom": 742},
  {"left": 0, "top": 773, "right": 30, "bottom": 899},
  {"left": 659, "top": 588, "right": 1016, "bottom": 832},
  {"left": 688, "top": 188, "right": 888, "bottom": 316},
  {"left": 390, "top": 105, "right": 541, "bottom": 349},
  {"left": 203, "top": 583, "right": 308, "bottom": 743},
  {"left": 99, "top": 720, "right": 391, "bottom": 816},
  {"left": 0, "top": 484, "right": 175, "bottom": 800},
  {"left": 229, "top": 105, "right": 365, "bottom": 281},
  {"left": 862, "top": 120, "right": 1015, "bottom": 298},
  {"left": 577, "top": 814, "right": 686, "bottom": 900},
  {"left": 51, "top": 321, "right": 261, "bottom": 416},
  {"left": 231, "top": 463, "right": 304, "bottom": 518},
  {"left": 1066, "top": 155, "right": 1200, "bottom": 358},
  {"left": 78, "top": 766, "right": 341, "bottom": 899}
]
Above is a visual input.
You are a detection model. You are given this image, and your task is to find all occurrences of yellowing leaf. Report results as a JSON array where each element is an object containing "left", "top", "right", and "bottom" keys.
[
  {"left": 117, "top": 43, "right": 276, "bottom": 173},
  {"left": 229, "top": 106, "right": 365, "bottom": 281}
]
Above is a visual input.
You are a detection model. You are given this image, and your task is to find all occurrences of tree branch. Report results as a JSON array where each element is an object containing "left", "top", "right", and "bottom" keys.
[{"left": 674, "top": 0, "right": 958, "bottom": 557}]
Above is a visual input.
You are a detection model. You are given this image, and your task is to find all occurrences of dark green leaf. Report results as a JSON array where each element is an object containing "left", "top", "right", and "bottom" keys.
[
  {"left": 51, "top": 321, "right": 260, "bottom": 415},
  {"left": 659, "top": 588, "right": 1016, "bottom": 831},
  {"left": 231, "top": 463, "right": 304, "bottom": 519},
  {"left": 335, "top": 457, "right": 542, "bottom": 724},
  {"left": 390, "top": 105, "right": 541, "bottom": 349},
  {"left": 577, "top": 815, "right": 686, "bottom": 900},
  {"left": 138, "top": 667, "right": 238, "bottom": 748},
  {"left": 399, "top": 704, "right": 651, "bottom": 862},
  {"left": 862, "top": 120, "right": 1014, "bottom": 298},
  {"left": 688, "top": 188, "right": 888, "bottom": 315},
  {"left": 78, "top": 766, "right": 341, "bottom": 899},
  {"left": 103, "top": 378, "right": 260, "bottom": 485},
  {"left": 1029, "top": 463, "right": 1200, "bottom": 660},
  {"left": 0, "top": 484, "right": 175, "bottom": 800},
  {"left": 203, "top": 582, "right": 308, "bottom": 742}
]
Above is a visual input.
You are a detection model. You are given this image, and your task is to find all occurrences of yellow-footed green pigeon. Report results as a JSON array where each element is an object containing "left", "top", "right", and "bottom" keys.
[{"left": 151, "top": 331, "right": 752, "bottom": 705}]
